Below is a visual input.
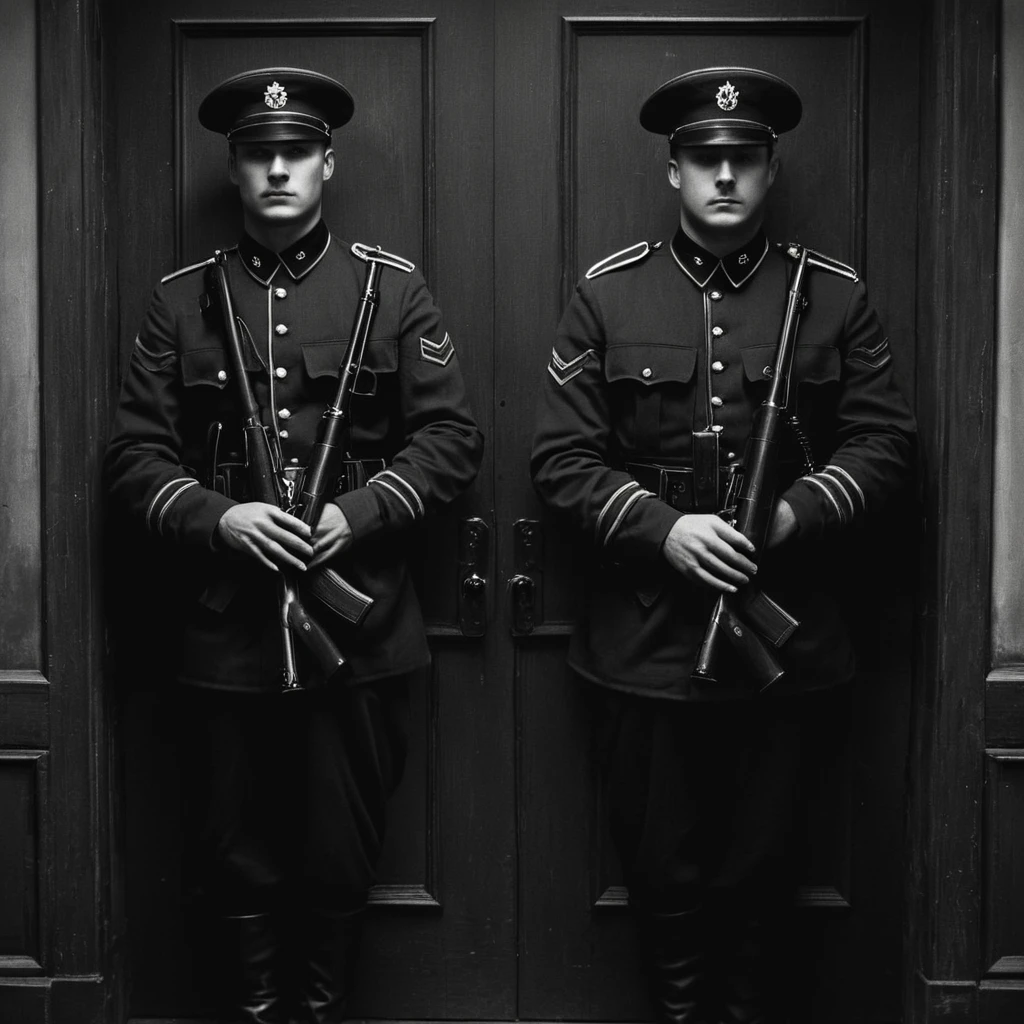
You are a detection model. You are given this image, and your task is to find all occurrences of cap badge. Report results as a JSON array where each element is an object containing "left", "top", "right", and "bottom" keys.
[
  {"left": 716, "top": 81, "right": 739, "bottom": 112},
  {"left": 264, "top": 81, "right": 288, "bottom": 110}
]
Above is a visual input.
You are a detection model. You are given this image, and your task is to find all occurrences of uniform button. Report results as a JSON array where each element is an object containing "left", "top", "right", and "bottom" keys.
[
  {"left": 763, "top": 365, "right": 774, "bottom": 378},
  {"left": 275, "top": 323, "right": 289, "bottom": 336},
  {"left": 726, "top": 451, "right": 736, "bottom": 459},
  {"left": 274, "top": 287, "right": 287, "bottom": 300},
  {"left": 711, "top": 396, "right": 724, "bottom": 407},
  {"left": 711, "top": 326, "right": 724, "bottom": 337},
  {"left": 275, "top": 366, "right": 288, "bottom": 379},
  {"left": 641, "top": 367, "right": 653, "bottom": 379},
  {"left": 278, "top": 408, "right": 291, "bottom": 420},
  {"left": 217, "top": 369, "right": 228, "bottom": 382},
  {"left": 709, "top": 290, "right": 723, "bottom": 301},
  {"left": 279, "top": 429, "right": 289, "bottom": 439},
  {"left": 289, "top": 457, "right": 300, "bottom": 465},
  {"left": 711, "top": 360, "right": 725, "bottom": 372},
  {"left": 711, "top": 424, "right": 724, "bottom": 433}
]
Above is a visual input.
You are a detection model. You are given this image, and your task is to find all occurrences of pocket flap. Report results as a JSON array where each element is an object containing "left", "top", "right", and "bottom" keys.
[
  {"left": 740, "top": 345, "right": 840, "bottom": 385},
  {"left": 180, "top": 347, "right": 230, "bottom": 389},
  {"left": 301, "top": 338, "right": 399, "bottom": 381},
  {"left": 604, "top": 344, "right": 697, "bottom": 385}
]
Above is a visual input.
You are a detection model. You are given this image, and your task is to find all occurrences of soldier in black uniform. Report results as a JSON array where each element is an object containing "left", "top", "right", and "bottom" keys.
[
  {"left": 531, "top": 68, "right": 915, "bottom": 1024},
  {"left": 106, "top": 68, "right": 482, "bottom": 1023}
]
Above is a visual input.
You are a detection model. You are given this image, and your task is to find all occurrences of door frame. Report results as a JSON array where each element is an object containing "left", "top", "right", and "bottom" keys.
[{"left": 20, "top": 1, "right": 1001, "bottom": 1021}]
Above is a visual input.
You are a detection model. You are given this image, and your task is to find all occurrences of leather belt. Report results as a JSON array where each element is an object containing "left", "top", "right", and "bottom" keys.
[{"left": 212, "top": 458, "right": 387, "bottom": 501}]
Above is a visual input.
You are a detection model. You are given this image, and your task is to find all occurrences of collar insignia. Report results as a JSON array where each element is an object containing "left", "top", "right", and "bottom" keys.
[
  {"left": 716, "top": 81, "right": 739, "bottom": 112},
  {"left": 737, "top": 253, "right": 749, "bottom": 265},
  {"left": 264, "top": 81, "right": 288, "bottom": 110},
  {"left": 251, "top": 256, "right": 261, "bottom": 268}
]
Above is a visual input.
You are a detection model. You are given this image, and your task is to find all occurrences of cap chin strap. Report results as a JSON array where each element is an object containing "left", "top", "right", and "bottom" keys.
[
  {"left": 668, "top": 118, "right": 778, "bottom": 144},
  {"left": 227, "top": 112, "right": 332, "bottom": 142}
]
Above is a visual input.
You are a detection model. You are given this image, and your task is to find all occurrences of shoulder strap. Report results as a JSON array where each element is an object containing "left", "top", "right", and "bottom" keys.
[
  {"left": 160, "top": 246, "right": 238, "bottom": 285},
  {"left": 585, "top": 240, "right": 662, "bottom": 281}
]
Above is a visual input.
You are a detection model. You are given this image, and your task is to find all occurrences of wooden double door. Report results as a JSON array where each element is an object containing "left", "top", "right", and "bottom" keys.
[{"left": 112, "top": 2, "right": 922, "bottom": 1021}]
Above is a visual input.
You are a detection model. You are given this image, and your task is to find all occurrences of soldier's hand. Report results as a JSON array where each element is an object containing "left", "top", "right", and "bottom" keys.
[
  {"left": 766, "top": 498, "right": 798, "bottom": 549},
  {"left": 216, "top": 502, "right": 314, "bottom": 573},
  {"left": 308, "top": 503, "right": 353, "bottom": 568},
  {"left": 661, "top": 514, "right": 758, "bottom": 593}
]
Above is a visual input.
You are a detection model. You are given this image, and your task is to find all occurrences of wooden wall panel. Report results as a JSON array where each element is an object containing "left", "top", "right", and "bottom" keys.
[
  {"left": 983, "top": 752, "right": 1024, "bottom": 978},
  {"left": 0, "top": 754, "right": 46, "bottom": 972},
  {"left": 906, "top": 0, "right": 999, "bottom": 1020},
  {"left": 0, "top": 0, "right": 42, "bottom": 673}
]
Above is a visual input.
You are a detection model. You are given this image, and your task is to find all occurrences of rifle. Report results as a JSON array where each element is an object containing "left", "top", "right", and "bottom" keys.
[
  {"left": 206, "top": 243, "right": 412, "bottom": 690},
  {"left": 691, "top": 244, "right": 858, "bottom": 690}
]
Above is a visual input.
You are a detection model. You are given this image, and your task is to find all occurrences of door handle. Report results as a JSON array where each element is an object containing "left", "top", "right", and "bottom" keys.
[
  {"left": 458, "top": 517, "right": 489, "bottom": 637},
  {"left": 509, "top": 519, "right": 543, "bottom": 636}
]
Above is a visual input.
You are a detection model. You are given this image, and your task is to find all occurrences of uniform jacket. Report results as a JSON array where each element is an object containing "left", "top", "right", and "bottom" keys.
[
  {"left": 106, "top": 221, "right": 483, "bottom": 691},
  {"left": 531, "top": 227, "right": 916, "bottom": 700}
]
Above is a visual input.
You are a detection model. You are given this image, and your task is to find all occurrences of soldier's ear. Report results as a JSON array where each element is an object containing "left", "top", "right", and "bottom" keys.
[
  {"left": 227, "top": 144, "right": 238, "bottom": 185},
  {"left": 322, "top": 146, "right": 336, "bottom": 182},
  {"left": 768, "top": 151, "right": 780, "bottom": 186},
  {"left": 667, "top": 156, "right": 681, "bottom": 190}
]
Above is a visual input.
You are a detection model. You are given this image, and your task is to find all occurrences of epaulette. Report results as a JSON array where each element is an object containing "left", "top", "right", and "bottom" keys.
[
  {"left": 775, "top": 242, "right": 859, "bottom": 283},
  {"left": 159, "top": 246, "right": 237, "bottom": 285},
  {"left": 585, "top": 240, "right": 662, "bottom": 281}
]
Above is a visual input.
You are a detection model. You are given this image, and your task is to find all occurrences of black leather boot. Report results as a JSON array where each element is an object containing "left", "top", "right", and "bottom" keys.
[
  {"left": 636, "top": 906, "right": 710, "bottom": 1024},
  {"left": 298, "top": 907, "right": 364, "bottom": 1024},
  {"left": 221, "top": 913, "right": 287, "bottom": 1024}
]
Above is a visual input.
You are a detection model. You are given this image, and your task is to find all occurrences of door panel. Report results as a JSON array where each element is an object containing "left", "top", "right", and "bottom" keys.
[
  {"left": 112, "top": 2, "right": 508, "bottom": 1019},
  {"left": 496, "top": 3, "right": 920, "bottom": 1022},
  {"left": 114, "top": 1, "right": 920, "bottom": 1020}
]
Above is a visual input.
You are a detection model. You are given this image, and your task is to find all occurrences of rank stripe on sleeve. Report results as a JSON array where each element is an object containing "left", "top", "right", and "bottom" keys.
[
  {"left": 420, "top": 332, "right": 455, "bottom": 367},
  {"left": 548, "top": 347, "right": 594, "bottom": 386}
]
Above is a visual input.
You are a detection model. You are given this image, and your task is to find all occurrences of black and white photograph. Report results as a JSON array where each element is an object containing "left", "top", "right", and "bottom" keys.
[{"left": 0, "top": 2, "right": 1017, "bottom": 1023}]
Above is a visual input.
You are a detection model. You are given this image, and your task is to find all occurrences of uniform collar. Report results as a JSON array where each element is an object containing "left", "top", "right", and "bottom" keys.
[
  {"left": 237, "top": 219, "right": 332, "bottom": 285},
  {"left": 669, "top": 227, "right": 769, "bottom": 290}
]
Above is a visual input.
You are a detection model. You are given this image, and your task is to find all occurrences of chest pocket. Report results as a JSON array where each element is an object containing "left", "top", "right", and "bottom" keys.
[
  {"left": 301, "top": 338, "right": 398, "bottom": 397},
  {"left": 604, "top": 344, "right": 698, "bottom": 456},
  {"left": 181, "top": 347, "right": 231, "bottom": 390},
  {"left": 302, "top": 338, "right": 400, "bottom": 450},
  {"left": 741, "top": 344, "right": 842, "bottom": 456},
  {"left": 740, "top": 344, "right": 840, "bottom": 390}
]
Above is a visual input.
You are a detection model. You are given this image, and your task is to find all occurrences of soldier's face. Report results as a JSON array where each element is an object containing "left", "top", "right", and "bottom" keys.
[
  {"left": 668, "top": 145, "right": 778, "bottom": 239},
  {"left": 229, "top": 141, "right": 335, "bottom": 227}
]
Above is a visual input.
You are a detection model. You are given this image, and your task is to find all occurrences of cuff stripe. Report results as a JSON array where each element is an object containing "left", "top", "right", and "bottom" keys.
[
  {"left": 803, "top": 475, "right": 846, "bottom": 527},
  {"left": 369, "top": 478, "right": 417, "bottom": 520},
  {"left": 811, "top": 472, "right": 855, "bottom": 519},
  {"left": 376, "top": 469, "right": 425, "bottom": 517},
  {"left": 146, "top": 476, "right": 196, "bottom": 531},
  {"left": 155, "top": 479, "right": 199, "bottom": 534},
  {"left": 603, "top": 488, "right": 655, "bottom": 546},
  {"left": 824, "top": 464, "right": 865, "bottom": 510},
  {"left": 596, "top": 480, "right": 639, "bottom": 536}
]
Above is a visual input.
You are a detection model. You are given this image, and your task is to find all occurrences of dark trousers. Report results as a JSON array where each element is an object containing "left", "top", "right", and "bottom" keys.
[
  {"left": 177, "top": 676, "right": 411, "bottom": 916},
  {"left": 592, "top": 685, "right": 836, "bottom": 914}
]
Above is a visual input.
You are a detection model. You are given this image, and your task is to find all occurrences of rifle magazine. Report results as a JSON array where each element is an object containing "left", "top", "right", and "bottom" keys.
[{"left": 305, "top": 567, "right": 374, "bottom": 627}]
